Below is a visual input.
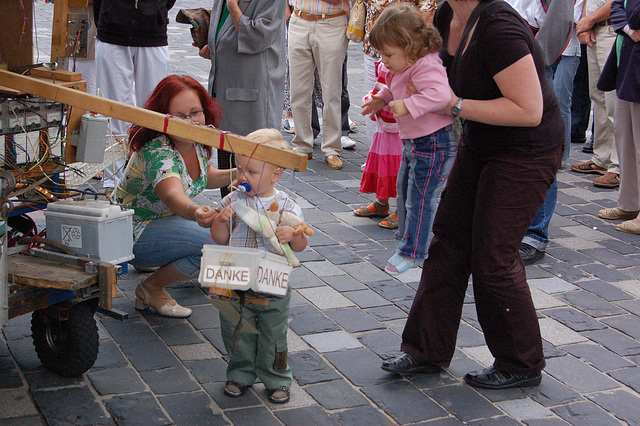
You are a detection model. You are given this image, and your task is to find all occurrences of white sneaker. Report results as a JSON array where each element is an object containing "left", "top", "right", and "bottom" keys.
[{"left": 341, "top": 136, "right": 356, "bottom": 149}]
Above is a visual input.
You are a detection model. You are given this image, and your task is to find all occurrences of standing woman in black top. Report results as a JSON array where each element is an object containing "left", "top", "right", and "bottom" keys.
[{"left": 381, "top": 0, "right": 565, "bottom": 390}]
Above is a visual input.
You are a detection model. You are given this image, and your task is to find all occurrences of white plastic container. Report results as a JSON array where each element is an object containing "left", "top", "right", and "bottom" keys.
[
  {"left": 199, "top": 245, "right": 292, "bottom": 297},
  {"left": 45, "top": 199, "right": 134, "bottom": 265}
]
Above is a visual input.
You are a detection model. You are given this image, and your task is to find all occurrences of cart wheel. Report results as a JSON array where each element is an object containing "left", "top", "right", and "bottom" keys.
[{"left": 31, "top": 301, "right": 99, "bottom": 377}]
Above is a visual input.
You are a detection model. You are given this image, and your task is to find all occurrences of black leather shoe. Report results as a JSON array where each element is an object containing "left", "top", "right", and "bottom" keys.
[
  {"left": 519, "top": 243, "right": 545, "bottom": 266},
  {"left": 381, "top": 353, "right": 440, "bottom": 374},
  {"left": 464, "top": 366, "right": 542, "bottom": 390}
]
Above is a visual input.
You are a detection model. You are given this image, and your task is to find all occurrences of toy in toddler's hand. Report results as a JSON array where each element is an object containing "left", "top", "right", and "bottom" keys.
[
  {"left": 230, "top": 198, "right": 301, "bottom": 267},
  {"left": 263, "top": 201, "right": 314, "bottom": 237}
]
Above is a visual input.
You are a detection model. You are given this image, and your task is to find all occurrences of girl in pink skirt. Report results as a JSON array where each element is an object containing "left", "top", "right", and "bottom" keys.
[{"left": 354, "top": 61, "right": 403, "bottom": 229}]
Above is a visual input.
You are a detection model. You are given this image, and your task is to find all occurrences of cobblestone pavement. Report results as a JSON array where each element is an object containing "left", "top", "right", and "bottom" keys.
[{"left": 2, "top": 1, "right": 639, "bottom": 424}]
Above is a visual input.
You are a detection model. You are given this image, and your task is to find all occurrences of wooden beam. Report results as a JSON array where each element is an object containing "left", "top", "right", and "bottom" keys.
[
  {"left": 0, "top": 0, "right": 34, "bottom": 70},
  {"left": 0, "top": 70, "right": 308, "bottom": 171},
  {"left": 51, "top": 0, "right": 69, "bottom": 65}
]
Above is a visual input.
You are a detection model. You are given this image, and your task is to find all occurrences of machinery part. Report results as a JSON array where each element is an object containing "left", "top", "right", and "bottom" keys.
[
  {"left": 31, "top": 300, "right": 98, "bottom": 377},
  {"left": 18, "top": 236, "right": 76, "bottom": 255},
  {"left": 7, "top": 214, "right": 37, "bottom": 247}
]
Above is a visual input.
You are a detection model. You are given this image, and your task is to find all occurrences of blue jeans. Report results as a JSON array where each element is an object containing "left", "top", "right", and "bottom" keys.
[
  {"left": 132, "top": 215, "right": 213, "bottom": 279},
  {"left": 395, "top": 125, "right": 457, "bottom": 259},
  {"left": 524, "top": 56, "right": 578, "bottom": 251}
]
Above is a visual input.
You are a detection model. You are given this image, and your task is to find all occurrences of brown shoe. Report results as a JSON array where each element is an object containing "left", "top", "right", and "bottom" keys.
[
  {"left": 598, "top": 207, "right": 640, "bottom": 220},
  {"left": 593, "top": 172, "right": 620, "bottom": 188},
  {"left": 307, "top": 152, "right": 313, "bottom": 160},
  {"left": 570, "top": 160, "right": 607, "bottom": 174},
  {"left": 325, "top": 155, "right": 343, "bottom": 170}
]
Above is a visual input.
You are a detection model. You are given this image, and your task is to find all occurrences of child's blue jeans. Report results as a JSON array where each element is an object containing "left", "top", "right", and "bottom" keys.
[{"left": 396, "top": 125, "right": 457, "bottom": 259}]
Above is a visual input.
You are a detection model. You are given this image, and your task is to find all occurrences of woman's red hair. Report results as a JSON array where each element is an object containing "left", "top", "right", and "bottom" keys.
[{"left": 128, "top": 75, "right": 222, "bottom": 157}]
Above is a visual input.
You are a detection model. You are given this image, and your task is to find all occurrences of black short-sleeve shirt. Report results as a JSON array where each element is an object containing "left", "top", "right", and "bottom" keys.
[{"left": 435, "top": 1, "right": 564, "bottom": 156}]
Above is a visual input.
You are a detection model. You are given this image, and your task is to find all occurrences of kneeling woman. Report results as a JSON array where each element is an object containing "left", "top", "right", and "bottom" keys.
[{"left": 112, "top": 75, "right": 233, "bottom": 318}]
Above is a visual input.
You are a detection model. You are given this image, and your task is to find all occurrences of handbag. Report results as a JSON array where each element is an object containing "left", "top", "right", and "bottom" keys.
[
  {"left": 346, "top": 0, "right": 366, "bottom": 43},
  {"left": 176, "top": 8, "right": 211, "bottom": 49}
]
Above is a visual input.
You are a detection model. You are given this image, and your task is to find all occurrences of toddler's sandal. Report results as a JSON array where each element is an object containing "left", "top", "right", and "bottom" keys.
[
  {"left": 267, "top": 387, "right": 290, "bottom": 404},
  {"left": 224, "top": 381, "right": 249, "bottom": 398},
  {"left": 379, "top": 212, "right": 398, "bottom": 229},
  {"left": 354, "top": 201, "right": 389, "bottom": 217},
  {"left": 385, "top": 253, "right": 421, "bottom": 275}
]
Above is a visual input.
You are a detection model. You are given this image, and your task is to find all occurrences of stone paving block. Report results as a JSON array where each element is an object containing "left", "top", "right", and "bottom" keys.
[
  {"left": 253, "top": 381, "right": 316, "bottom": 409},
  {"left": 395, "top": 267, "right": 423, "bottom": 284},
  {"left": 184, "top": 358, "right": 228, "bottom": 384},
  {"left": 87, "top": 367, "right": 146, "bottom": 395},
  {"left": 545, "top": 247, "right": 594, "bottom": 266},
  {"left": 529, "top": 277, "right": 578, "bottom": 294},
  {"left": 574, "top": 279, "right": 634, "bottom": 301},
  {"left": 556, "top": 290, "right": 626, "bottom": 317},
  {"left": 583, "top": 328, "right": 640, "bottom": 356},
  {"left": 305, "top": 380, "right": 370, "bottom": 410},
  {"left": 104, "top": 392, "right": 171, "bottom": 425},
  {"left": 579, "top": 247, "right": 640, "bottom": 268},
  {"left": 141, "top": 365, "right": 201, "bottom": 395},
  {"left": 340, "top": 262, "right": 391, "bottom": 283},
  {"left": 290, "top": 266, "right": 326, "bottom": 289},
  {"left": 407, "top": 369, "right": 459, "bottom": 390},
  {"left": 538, "top": 318, "right": 588, "bottom": 346},
  {"left": 325, "top": 307, "right": 384, "bottom": 333},
  {"left": 288, "top": 304, "right": 340, "bottom": 336},
  {"left": 587, "top": 389, "right": 640, "bottom": 426},
  {"left": 154, "top": 322, "right": 204, "bottom": 346},
  {"left": 616, "top": 299, "right": 640, "bottom": 316},
  {"left": 561, "top": 225, "right": 613, "bottom": 242},
  {"left": 201, "top": 329, "right": 228, "bottom": 356},
  {"left": 461, "top": 345, "right": 493, "bottom": 368},
  {"left": 0, "top": 357, "right": 23, "bottom": 389},
  {"left": 330, "top": 405, "right": 395, "bottom": 426},
  {"left": 367, "top": 280, "right": 416, "bottom": 303},
  {"left": 275, "top": 405, "right": 338, "bottom": 426},
  {"left": 301, "top": 208, "right": 337, "bottom": 225},
  {"left": 601, "top": 314, "right": 640, "bottom": 340},
  {"left": 90, "top": 339, "right": 129, "bottom": 371},
  {"left": 542, "top": 340, "right": 568, "bottom": 359},
  {"left": 224, "top": 405, "right": 281, "bottom": 425},
  {"left": 303, "top": 330, "right": 363, "bottom": 353},
  {"left": 325, "top": 347, "right": 400, "bottom": 387},
  {"left": 607, "top": 367, "right": 640, "bottom": 393},
  {"left": 579, "top": 263, "right": 633, "bottom": 283},
  {"left": 172, "top": 342, "right": 221, "bottom": 361},
  {"left": 357, "top": 329, "right": 402, "bottom": 360},
  {"left": 314, "top": 244, "right": 362, "bottom": 265},
  {"left": 188, "top": 304, "right": 221, "bottom": 330},
  {"left": 420, "top": 417, "right": 467, "bottom": 425},
  {"left": 472, "top": 385, "right": 528, "bottom": 403},
  {"left": 158, "top": 391, "right": 227, "bottom": 426},
  {"left": 366, "top": 305, "right": 407, "bottom": 322},
  {"left": 0, "top": 340, "right": 9, "bottom": 358},
  {"left": 100, "top": 317, "right": 158, "bottom": 344},
  {"left": 427, "top": 384, "right": 505, "bottom": 422},
  {"left": 307, "top": 229, "right": 338, "bottom": 247},
  {"left": 385, "top": 318, "right": 407, "bottom": 336},
  {"left": 551, "top": 236, "right": 602, "bottom": 251},
  {"left": 530, "top": 287, "right": 566, "bottom": 310},
  {"left": 303, "top": 260, "right": 345, "bottom": 277},
  {"left": 0, "top": 388, "right": 38, "bottom": 418},
  {"left": 457, "top": 322, "right": 487, "bottom": 348},
  {"left": 544, "top": 355, "right": 619, "bottom": 393},
  {"left": 469, "top": 416, "right": 533, "bottom": 425},
  {"left": 287, "top": 330, "right": 310, "bottom": 353},
  {"left": 203, "top": 382, "right": 262, "bottom": 410},
  {"left": 348, "top": 238, "right": 388, "bottom": 252},
  {"left": 539, "top": 262, "right": 592, "bottom": 283},
  {"left": 23, "top": 367, "right": 84, "bottom": 391},
  {"left": 297, "top": 286, "right": 355, "bottom": 310},
  {"left": 342, "top": 290, "right": 391, "bottom": 309},
  {"left": 446, "top": 349, "right": 489, "bottom": 379},
  {"left": 353, "top": 223, "right": 400, "bottom": 243},
  {"left": 364, "top": 381, "right": 448, "bottom": 424},
  {"left": 33, "top": 386, "right": 110, "bottom": 425},
  {"left": 613, "top": 279, "right": 640, "bottom": 298},
  {"left": 288, "top": 350, "right": 341, "bottom": 385},
  {"left": 552, "top": 400, "right": 623, "bottom": 426},
  {"left": 562, "top": 342, "right": 635, "bottom": 372},
  {"left": 322, "top": 274, "right": 367, "bottom": 292},
  {"left": 296, "top": 248, "right": 325, "bottom": 262},
  {"left": 462, "top": 304, "right": 481, "bottom": 329},
  {"left": 168, "top": 284, "right": 211, "bottom": 307},
  {"left": 525, "top": 265, "right": 556, "bottom": 280},
  {"left": 2, "top": 314, "right": 31, "bottom": 342},
  {"left": 0, "top": 416, "right": 42, "bottom": 425},
  {"left": 119, "top": 338, "right": 181, "bottom": 372},
  {"left": 496, "top": 398, "right": 553, "bottom": 422},
  {"left": 598, "top": 238, "right": 640, "bottom": 255}
]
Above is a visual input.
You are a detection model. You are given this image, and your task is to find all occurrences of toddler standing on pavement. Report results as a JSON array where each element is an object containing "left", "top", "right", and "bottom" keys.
[{"left": 361, "top": 3, "right": 457, "bottom": 275}]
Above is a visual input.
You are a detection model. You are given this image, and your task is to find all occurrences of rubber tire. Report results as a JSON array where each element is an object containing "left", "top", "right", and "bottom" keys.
[{"left": 31, "top": 301, "right": 99, "bottom": 377}]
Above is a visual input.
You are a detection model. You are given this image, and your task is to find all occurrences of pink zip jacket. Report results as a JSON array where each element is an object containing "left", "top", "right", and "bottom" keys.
[{"left": 377, "top": 53, "right": 453, "bottom": 140}]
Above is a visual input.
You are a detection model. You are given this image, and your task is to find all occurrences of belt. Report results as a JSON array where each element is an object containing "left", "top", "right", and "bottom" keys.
[
  {"left": 594, "top": 19, "right": 612, "bottom": 28},
  {"left": 293, "top": 9, "right": 346, "bottom": 20}
]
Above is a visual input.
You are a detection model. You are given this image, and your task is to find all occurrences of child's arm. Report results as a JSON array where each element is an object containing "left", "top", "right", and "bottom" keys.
[
  {"left": 402, "top": 57, "right": 452, "bottom": 118},
  {"left": 275, "top": 225, "right": 308, "bottom": 252},
  {"left": 210, "top": 206, "right": 233, "bottom": 245}
]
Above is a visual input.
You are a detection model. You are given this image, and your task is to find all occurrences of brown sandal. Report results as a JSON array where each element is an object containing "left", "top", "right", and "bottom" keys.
[
  {"left": 354, "top": 201, "right": 389, "bottom": 217},
  {"left": 379, "top": 212, "right": 398, "bottom": 229},
  {"left": 570, "top": 160, "right": 607, "bottom": 175}
]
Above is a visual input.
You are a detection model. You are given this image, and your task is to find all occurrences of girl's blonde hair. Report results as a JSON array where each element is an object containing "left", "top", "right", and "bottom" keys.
[
  {"left": 246, "top": 128, "right": 288, "bottom": 150},
  {"left": 369, "top": 3, "right": 442, "bottom": 63}
]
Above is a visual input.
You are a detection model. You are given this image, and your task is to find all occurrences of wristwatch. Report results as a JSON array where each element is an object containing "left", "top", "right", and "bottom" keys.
[{"left": 451, "top": 97, "right": 463, "bottom": 118}]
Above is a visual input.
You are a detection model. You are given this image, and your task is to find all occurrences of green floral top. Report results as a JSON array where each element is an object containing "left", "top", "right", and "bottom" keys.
[{"left": 112, "top": 135, "right": 209, "bottom": 241}]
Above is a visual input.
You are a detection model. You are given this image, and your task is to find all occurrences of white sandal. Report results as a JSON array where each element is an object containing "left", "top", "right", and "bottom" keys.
[{"left": 134, "top": 284, "right": 192, "bottom": 318}]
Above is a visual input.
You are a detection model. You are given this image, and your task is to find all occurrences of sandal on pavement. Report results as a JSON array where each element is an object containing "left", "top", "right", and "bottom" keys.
[
  {"left": 354, "top": 201, "right": 389, "bottom": 218},
  {"left": 282, "top": 117, "right": 295, "bottom": 134},
  {"left": 616, "top": 219, "right": 640, "bottom": 235},
  {"left": 379, "top": 212, "right": 398, "bottom": 229},
  {"left": 593, "top": 172, "right": 620, "bottom": 188},
  {"left": 267, "top": 387, "right": 290, "bottom": 404},
  {"left": 134, "top": 284, "right": 192, "bottom": 318},
  {"left": 224, "top": 381, "right": 249, "bottom": 398},
  {"left": 385, "top": 253, "right": 421, "bottom": 275},
  {"left": 570, "top": 160, "right": 606, "bottom": 174},
  {"left": 598, "top": 207, "right": 640, "bottom": 220}
]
